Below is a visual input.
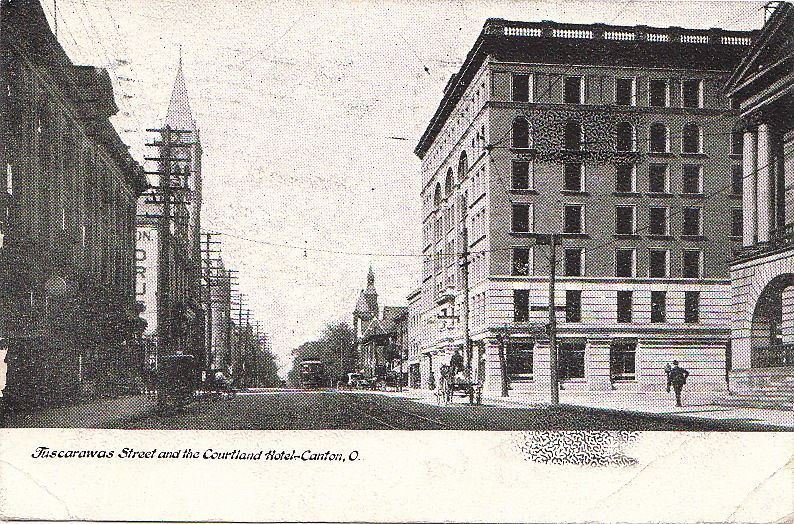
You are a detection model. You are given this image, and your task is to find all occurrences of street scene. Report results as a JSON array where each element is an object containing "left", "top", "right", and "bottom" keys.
[{"left": 1, "top": 0, "right": 793, "bottom": 430}]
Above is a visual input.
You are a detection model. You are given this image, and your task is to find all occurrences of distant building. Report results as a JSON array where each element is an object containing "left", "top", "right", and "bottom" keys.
[
  {"left": 724, "top": 2, "right": 794, "bottom": 407},
  {"left": 207, "top": 260, "right": 232, "bottom": 370},
  {"left": 0, "top": 0, "right": 147, "bottom": 405},
  {"left": 412, "top": 18, "right": 757, "bottom": 396},
  {"left": 136, "top": 58, "right": 205, "bottom": 368},
  {"left": 352, "top": 268, "right": 407, "bottom": 377}
]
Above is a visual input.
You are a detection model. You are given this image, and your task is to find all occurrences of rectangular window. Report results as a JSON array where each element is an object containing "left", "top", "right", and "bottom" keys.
[
  {"left": 564, "top": 248, "right": 583, "bottom": 276},
  {"left": 651, "top": 290, "right": 667, "bottom": 323},
  {"left": 649, "top": 207, "right": 669, "bottom": 236},
  {"left": 731, "top": 165, "right": 743, "bottom": 195},
  {"left": 507, "top": 342, "right": 533, "bottom": 380},
  {"left": 616, "top": 248, "right": 635, "bottom": 277},
  {"left": 649, "top": 79, "right": 668, "bottom": 107},
  {"left": 648, "top": 163, "right": 668, "bottom": 193},
  {"left": 617, "top": 291, "right": 633, "bottom": 323},
  {"left": 512, "top": 74, "right": 530, "bottom": 102},
  {"left": 566, "top": 290, "right": 582, "bottom": 322},
  {"left": 682, "top": 249, "right": 702, "bottom": 278},
  {"left": 563, "top": 204, "right": 584, "bottom": 234},
  {"left": 731, "top": 130, "right": 743, "bottom": 155},
  {"left": 682, "top": 165, "right": 702, "bottom": 194},
  {"left": 649, "top": 249, "right": 669, "bottom": 278},
  {"left": 610, "top": 340, "right": 636, "bottom": 381},
  {"left": 512, "top": 161, "right": 532, "bottom": 190},
  {"left": 514, "top": 289, "right": 530, "bottom": 322},
  {"left": 564, "top": 76, "right": 583, "bottom": 104},
  {"left": 682, "top": 79, "right": 702, "bottom": 108},
  {"left": 511, "top": 204, "right": 532, "bottom": 232},
  {"left": 684, "top": 291, "right": 700, "bottom": 323},
  {"left": 615, "top": 78, "right": 635, "bottom": 106},
  {"left": 615, "top": 205, "right": 636, "bottom": 235},
  {"left": 564, "top": 163, "right": 583, "bottom": 191},
  {"left": 731, "top": 208, "right": 743, "bottom": 237},
  {"left": 559, "top": 340, "right": 586, "bottom": 380},
  {"left": 512, "top": 248, "right": 531, "bottom": 276},
  {"left": 615, "top": 164, "right": 635, "bottom": 192},
  {"left": 682, "top": 207, "right": 702, "bottom": 236}
]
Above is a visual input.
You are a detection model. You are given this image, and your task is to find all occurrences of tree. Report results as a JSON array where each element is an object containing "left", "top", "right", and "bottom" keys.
[{"left": 287, "top": 321, "right": 357, "bottom": 387}]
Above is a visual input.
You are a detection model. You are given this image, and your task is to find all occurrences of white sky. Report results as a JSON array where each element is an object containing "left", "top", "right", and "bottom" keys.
[{"left": 40, "top": 0, "right": 764, "bottom": 375}]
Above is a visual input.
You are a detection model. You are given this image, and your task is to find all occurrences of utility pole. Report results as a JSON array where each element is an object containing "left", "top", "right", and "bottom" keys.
[
  {"left": 145, "top": 126, "right": 193, "bottom": 358},
  {"left": 460, "top": 225, "right": 472, "bottom": 374},
  {"left": 548, "top": 233, "right": 560, "bottom": 405},
  {"left": 201, "top": 232, "right": 221, "bottom": 370}
]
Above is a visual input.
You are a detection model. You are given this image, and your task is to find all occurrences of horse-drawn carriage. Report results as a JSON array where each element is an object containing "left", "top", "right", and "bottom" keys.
[{"left": 435, "top": 365, "right": 483, "bottom": 405}]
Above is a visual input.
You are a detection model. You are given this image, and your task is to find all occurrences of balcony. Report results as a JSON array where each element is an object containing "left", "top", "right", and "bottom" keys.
[
  {"left": 734, "top": 222, "right": 794, "bottom": 262},
  {"left": 751, "top": 343, "right": 794, "bottom": 368}
]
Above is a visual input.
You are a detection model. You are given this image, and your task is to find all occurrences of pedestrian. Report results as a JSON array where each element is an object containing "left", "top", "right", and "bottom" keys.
[
  {"left": 450, "top": 348, "right": 464, "bottom": 375},
  {"left": 666, "top": 360, "right": 690, "bottom": 407}
]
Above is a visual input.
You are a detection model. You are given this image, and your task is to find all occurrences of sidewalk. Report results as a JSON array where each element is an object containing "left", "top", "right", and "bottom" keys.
[
  {"left": 1, "top": 393, "right": 158, "bottom": 428},
  {"left": 379, "top": 388, "right": 794, "bottom": 429}
]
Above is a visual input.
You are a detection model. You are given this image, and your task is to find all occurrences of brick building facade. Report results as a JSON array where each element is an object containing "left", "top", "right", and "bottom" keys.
[
  {"left": 411, "top": 18, "right": 757, "bottom": 397},
  {"left": 0, "top": 0, "right": 147, "bottom": 406}
]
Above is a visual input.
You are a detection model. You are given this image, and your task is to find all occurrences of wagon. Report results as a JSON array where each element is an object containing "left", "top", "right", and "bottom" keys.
[{"left": 436, "top": 365, "right": 482, "bottom": 405}]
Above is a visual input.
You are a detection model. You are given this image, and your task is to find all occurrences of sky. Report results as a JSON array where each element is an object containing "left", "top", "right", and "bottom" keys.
[{"left": 40, "top": 0, "right": 765, "bottom": 375}]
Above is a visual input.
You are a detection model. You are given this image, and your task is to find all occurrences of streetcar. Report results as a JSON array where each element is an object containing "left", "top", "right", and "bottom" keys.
[{"left": 299, "top": 359, "right": 327, "bottom": 389}]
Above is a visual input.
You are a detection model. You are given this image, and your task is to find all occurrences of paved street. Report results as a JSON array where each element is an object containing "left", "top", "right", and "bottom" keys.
[{"left": 5, "top": 389, "right": 786, "bottom": 430}]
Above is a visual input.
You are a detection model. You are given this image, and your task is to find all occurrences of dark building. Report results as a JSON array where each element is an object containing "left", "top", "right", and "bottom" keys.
[
  {"left": 0, "top": 0, "right": 147, "bottom": 406},
  {"left": 412, "top": 18, "right": 757, "bottom": 397},
  {"left": 724, "top": 1, "right": 794, "bottom": 407}
]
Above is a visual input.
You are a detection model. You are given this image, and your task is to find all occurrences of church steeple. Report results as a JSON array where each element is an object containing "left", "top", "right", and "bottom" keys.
[
  {"left": 366, "top": 266, "right": 375, "bottom": 288},
  {"left": 165, "top": 51, "right": 197, "bottom": 133}
]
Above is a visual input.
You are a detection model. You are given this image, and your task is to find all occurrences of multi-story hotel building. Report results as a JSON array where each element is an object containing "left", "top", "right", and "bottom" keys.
[
  {"left": 412, "top": 18, "right": 757, "bottom": 397},
  {"left": 0, "top": 0, "right": 147, "bottom": 405},
  {"left": 724, "top": 2, "right": 793, "bottom": 407}
]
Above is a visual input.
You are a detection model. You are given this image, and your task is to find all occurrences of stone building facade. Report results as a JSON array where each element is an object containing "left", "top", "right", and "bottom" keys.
[
  {"left": 724, "top": 2, "right": 794, "bottom": 407},
  {"left": 0, "top": 0, "right": 147, "bottom": 406},
  {"left": 412, "top": 18, "right": 757, "bottom": 398}
]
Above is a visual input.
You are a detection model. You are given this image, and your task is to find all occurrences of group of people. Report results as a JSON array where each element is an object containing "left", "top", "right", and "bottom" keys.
[{"left": 442, "top": 349, "right": 692, "bottom": 407}]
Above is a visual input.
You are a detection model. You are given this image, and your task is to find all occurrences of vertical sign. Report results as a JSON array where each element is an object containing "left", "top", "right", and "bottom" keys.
[{"left": 136, "top": 226, "right": 158, "bottom": 335}]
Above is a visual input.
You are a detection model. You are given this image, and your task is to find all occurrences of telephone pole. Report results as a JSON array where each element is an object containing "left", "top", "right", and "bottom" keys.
[{"left": 460, "top": 226, "right": 472, "bottom": 374}]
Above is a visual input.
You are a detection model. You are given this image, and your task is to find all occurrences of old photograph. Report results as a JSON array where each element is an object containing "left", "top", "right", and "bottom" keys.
[{"left": 1, "top": 0, "right": 794, "bottom": 428}]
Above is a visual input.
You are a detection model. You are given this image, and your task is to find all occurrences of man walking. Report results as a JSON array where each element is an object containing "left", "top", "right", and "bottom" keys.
[{"left": 666, "top": 360, "right": 690, "bottom": 407}]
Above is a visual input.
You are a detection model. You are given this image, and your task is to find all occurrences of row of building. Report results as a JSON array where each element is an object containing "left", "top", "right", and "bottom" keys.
[
  {"left": 0, "top": 0, "right": 267, "bottom": 407},
  {"left": 359, "top": 4, "right": 793, "bottom": 405}
]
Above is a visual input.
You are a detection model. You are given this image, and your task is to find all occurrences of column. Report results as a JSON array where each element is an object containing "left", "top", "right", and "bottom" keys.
[
  {"left": 756, "top": 123, "right": 773, "bottom": 243},
  {"left": 742, "top": 130, "right": 757, "bottom": 246}
]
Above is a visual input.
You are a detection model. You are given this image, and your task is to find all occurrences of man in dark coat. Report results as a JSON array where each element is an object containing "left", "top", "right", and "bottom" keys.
[
  {"left": 666, "top": 360, "right": 690, "bottom": 407},
  {"left": 450, "top": 348, "right": 464, "bottom": 376}
]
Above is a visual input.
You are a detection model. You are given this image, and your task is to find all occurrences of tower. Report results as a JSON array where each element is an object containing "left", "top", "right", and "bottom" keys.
[{"left": 353, "top": 267, "right": 379, "bottom": 339}]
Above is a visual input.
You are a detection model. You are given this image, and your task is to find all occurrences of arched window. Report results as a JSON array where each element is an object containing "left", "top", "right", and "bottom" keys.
[
  {"left": 445, "top": 168, "right": 454, "bottom": 196},
  {"left": 564, "top": 120, "right": 582, "bottom": 150},
  {"left": 649, "top": 123, "right": 669, "bottom": 153},
  {"left": 615, "top": 122, "right": 635, "bottom": 152},
  {"left": 512, "top": 117, "right": 531, "bottom": 149},
  {"left": 682, "top": 123, "right": 702, "bottom": 153},
  {"left": 458, "top": 151, "right": 468, "bottom": 181},
  {"left": 433, "top": 183, "right": 442, "bottom": 207}
]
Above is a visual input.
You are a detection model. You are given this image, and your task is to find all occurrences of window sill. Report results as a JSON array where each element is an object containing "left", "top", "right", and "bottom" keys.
[
  {"left": 646, "top": 192, "right": 675, "bottom": 198},
  {"left": 680, "top": 192, "right": 705, "bottom": 199},
  {"left": 647, "top": 151, "right": 674, "bottom": 158},
  {"left": 613, "top": 191, "right": 641, "bottom": 197},
  {"left": 681, "top": 152, "right": 708, "bottom": 159},
  {"left": 614, "top": 233, "right": 641, "bottom": 239},
  {"left": 509, "top": 188, "right": 538, "bottom": 194},
  {"left": 560, "top": 232, "right": 589, "bottom": 239},
  {"left": 510, "top": 148, "right": 537, "bottom": 155},
  {"left": 509, "top": 231, "right": 536, "bottom": 237},
  {"left": 729, "top": 153, "right": 743, "bottom": 160},
  {"left": 680, "top": 234, "right": 706, "bottom": 241},
  {"left": 729, "top": 235, "right": 742, "bottom": 241},
  {"left": 560, "top": 190, "right": 589, "bottom": 196},
  {"left": 647, "top": 234, "right": 674, "bottom": 240}
]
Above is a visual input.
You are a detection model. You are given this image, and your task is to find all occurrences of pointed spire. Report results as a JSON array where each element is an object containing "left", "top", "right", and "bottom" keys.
[
  {"left": 165, "top": 50, "right": 197, "bottom": 132},
  {"left": 367, "top": 266, "right": 375, "bottom": 286}
]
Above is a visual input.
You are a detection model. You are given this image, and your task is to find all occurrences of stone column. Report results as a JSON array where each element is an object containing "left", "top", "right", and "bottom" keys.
[
  {"left": 742, "top": 130, "right": 758, "bottom": 246},
  {"left": 756, "top": 123, "right": 773, "bottom": 243},
  {"left": 781, "top": 286, "right": 794, "bottom": 345}
]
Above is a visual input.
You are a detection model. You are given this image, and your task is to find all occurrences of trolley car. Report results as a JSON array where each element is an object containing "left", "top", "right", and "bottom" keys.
[{"left": 299, "top": 359, "right": 327, "bottom": 389}]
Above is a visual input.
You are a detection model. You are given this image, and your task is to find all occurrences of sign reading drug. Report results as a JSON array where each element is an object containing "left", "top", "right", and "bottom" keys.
[{"left": 136, "top": 226, "right": 158, "bottom": 335}]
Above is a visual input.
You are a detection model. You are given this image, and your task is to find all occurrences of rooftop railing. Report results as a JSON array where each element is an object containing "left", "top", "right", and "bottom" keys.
[{"left": 491, "top": 19, "right": 754, "bottom": 46}]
